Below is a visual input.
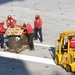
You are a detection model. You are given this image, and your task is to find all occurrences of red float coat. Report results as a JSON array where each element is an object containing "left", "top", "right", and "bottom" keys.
[
  {"left": 23, "top": 24, "right": 34, "bottom": 34},
  {"left": 0, "top": 24, "right": 5, "bottom": 34},
  {"left": 6, "top": 18, "right": 16, "bottom": 28},
  {"left": 70, "top": 39, "right": 75, "bottom": 47},
  {"left": 34, "top": 18, "right": 42, "bottom": 28}
]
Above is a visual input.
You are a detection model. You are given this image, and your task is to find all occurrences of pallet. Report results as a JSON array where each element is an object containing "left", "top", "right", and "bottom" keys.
[
  {"left": 4, "top": 45, "right": 29, "bottom": 53},
  {"left": 5, "top": 26, "right": 23, "bottom": 36}
]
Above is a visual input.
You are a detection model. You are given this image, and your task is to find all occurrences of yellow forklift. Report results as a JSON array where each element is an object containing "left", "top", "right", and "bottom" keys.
[{"left": 55, "top": 30, "right": 75, "bottom": 72}]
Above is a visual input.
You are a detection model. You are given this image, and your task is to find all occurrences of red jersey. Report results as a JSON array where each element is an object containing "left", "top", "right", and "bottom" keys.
[
  {"left": 23, "top": 24, "right": 34, "bottom": 34},
  {"left": 6, "top": 18, "right": 16, "bottom": 28},
  {"left": 34, "top": 18, "right": 42, "bottom": 28},
  {"left": 0, "top": 24, "right": 5, "bottom": 34}
]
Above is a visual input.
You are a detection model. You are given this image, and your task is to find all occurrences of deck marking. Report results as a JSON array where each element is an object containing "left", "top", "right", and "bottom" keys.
[
  {"left": 0, "top": 51, "right": 56, "bottom": 65},
  {"left": 34, "top": 43, "right": 54, "bottom": 47}
]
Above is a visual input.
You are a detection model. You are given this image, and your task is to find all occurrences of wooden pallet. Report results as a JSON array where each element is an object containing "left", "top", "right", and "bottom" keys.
[
  {"left": 4, "top": 45, "right": 29, "bottom": 53},
  {"left": 5, "top": 26, "right": 23, "bottom": 36}
]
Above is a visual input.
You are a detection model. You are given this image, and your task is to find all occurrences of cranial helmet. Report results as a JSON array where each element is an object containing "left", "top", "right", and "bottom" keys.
[
  {"left": 24, "top": 22, "right": 28, "bottom": 25},
  {"left": 35, "top": 14, "right": 40, "bottom": 18},
  {"left": 7, "top": 15, "right": 12, "bottom": 19},
  {"left": 23, "top": 22, "right": 28, "bottom": 27},
  {"left": 0, "top": 21, "right": 4, "bottom": 25}
]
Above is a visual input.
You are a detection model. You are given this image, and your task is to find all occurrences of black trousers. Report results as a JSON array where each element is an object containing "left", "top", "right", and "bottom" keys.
[
  {"left": 27, "top": 33, "right": 34, "bottom": 49},
  {"left": 0, "top": 34, "right": 4, "bottom": 48},
  {"left": 34, "top": 27, "right": 43, "bottom": 42}
]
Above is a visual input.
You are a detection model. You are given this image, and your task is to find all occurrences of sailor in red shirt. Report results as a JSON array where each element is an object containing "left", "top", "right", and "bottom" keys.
[
  {"left": 34, "top": 14, "right": 43, "bottom": 42},
  {"left": 6, "top": 15, "right": 16, "bottom": 28},
  {"left": 70, "top": 36, "right": 75, "bottom": 48},
  {"left": 22, "top": 22, "right": 34, "bottom": 50},
  {"left": 0, "top": 21, "right": 5, "bottom": 48}
]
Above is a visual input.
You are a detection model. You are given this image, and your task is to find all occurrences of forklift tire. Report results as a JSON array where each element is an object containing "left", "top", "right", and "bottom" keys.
[
  {"left": 66, "top": 65, "right": 71, "bottom": 72},
  {"left": 55, "top": 55, "right": 59, "bottom": 65}
]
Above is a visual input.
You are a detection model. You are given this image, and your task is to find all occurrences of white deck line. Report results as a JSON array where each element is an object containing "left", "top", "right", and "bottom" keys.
[
  {"left": 34, "top": 43, "right": 54, "bottom": 47},
  {"left": 0, "top": 51, "right": 56, "bottom": 65}
]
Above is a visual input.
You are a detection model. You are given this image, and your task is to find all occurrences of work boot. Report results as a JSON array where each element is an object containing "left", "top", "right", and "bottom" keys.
[{"left": 29, "top": 48, "right": 35, "bottom": 51}]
